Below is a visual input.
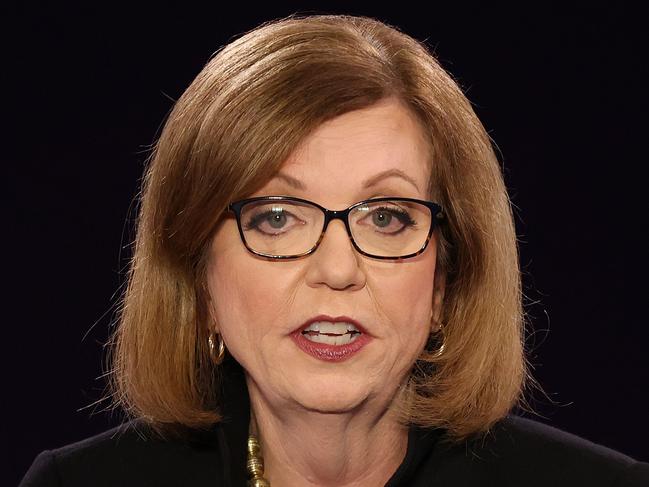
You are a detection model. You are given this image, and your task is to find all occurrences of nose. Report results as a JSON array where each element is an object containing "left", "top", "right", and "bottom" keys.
[{"left": 304, "top": 219, "right": 366, "bottom": 291}]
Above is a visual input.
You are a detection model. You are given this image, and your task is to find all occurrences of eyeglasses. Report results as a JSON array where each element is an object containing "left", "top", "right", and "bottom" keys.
[{"left": 227, "top": 196, "right": 444, "bottom": 260}]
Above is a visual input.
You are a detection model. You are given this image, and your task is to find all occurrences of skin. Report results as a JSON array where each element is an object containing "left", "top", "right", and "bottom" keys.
[{"left": 206, "top": 97, "right": 445, "bottom": 486}]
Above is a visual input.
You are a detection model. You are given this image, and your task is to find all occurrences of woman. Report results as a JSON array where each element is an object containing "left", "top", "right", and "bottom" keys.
[{"left": 21, "top": 13, "right": 648, "bottom": 487}]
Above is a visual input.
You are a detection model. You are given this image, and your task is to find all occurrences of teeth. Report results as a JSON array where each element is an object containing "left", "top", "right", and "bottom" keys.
[
  {"left": 307, "top": 333, "right": 359, "bottom": 345},
  {"left": 303, "top": 321, "right": 359, "bottom": 334},
  {"left": 302, "top": 321, "right": 361, "bottom": 346}
]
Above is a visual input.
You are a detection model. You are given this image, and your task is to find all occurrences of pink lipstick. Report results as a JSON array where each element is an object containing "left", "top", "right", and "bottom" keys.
[{"left": 290, "top": 315, "right": 372, "bottom": 362}]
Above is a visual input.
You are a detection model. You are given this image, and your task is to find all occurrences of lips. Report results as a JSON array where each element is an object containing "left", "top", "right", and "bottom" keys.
[{"left": 291, "top": 315, "right": 372, "bottom": 362}]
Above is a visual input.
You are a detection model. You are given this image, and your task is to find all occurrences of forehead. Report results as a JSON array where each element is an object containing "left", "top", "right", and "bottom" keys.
[{"left": 258, "top": 98, "right": 431, "bottom": 201}]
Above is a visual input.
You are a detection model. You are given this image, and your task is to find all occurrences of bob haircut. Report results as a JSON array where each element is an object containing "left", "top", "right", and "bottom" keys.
[{"left": 110, "top": 13, "right": 534, "bottom": 441}]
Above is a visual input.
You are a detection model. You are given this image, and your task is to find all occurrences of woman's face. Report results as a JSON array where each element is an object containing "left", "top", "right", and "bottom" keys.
[{"left": 206, "top": 98, "right": 442, "bottom": 415}]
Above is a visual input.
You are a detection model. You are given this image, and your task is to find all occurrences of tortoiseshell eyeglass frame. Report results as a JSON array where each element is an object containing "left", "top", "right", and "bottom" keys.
[{"left": 227, "top": 195, "right": 445, "bottom": 260}]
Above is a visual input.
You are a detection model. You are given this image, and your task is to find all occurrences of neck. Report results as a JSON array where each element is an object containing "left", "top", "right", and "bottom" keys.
[{"left": 247, "top": 381, "right": 409, "bottom": 487}]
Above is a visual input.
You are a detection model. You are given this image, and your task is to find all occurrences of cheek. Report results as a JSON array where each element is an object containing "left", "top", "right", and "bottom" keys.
[
  {"left": 365, "top": 250, "right": 437, "bottom": 349},
  {"left": 372, "top": 251, "right": 436, "bottom": 311},
  {"left": 207, "top": 249, "right": 296, "bottom": 347}
]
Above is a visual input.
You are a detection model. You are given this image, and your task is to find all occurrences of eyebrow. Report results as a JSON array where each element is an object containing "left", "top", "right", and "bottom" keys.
[{"left": 274, "top": 168, "right": 420, "bottom": 192}]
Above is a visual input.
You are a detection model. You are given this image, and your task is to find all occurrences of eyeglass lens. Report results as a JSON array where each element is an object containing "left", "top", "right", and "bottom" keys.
[{"left": 238, "top": 199, "right": 432, "bottom": 258}]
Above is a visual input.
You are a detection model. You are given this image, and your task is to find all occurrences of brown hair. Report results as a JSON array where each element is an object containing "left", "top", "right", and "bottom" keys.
[{"left": 109, "top": 13, "right": 536, "bottom": 441}]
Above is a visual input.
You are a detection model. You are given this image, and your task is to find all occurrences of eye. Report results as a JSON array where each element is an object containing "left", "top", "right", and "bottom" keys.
[
  {"left": 359, "top": 205, "right": 417, "bottom": 235},
  {"left": 371, "top": 210, "right": 392, "bottom": 228},
  {"left": 243, "top": 207, "right": 304, "bottom": 236}
]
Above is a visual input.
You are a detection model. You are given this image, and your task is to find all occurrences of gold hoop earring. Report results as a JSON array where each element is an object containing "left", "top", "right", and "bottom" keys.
[
  {"left": 208, "top": 331, "right": 226, "bottom": 365},
  {"left": 428, "top": 321, "right": 446, "bottom": 359}
]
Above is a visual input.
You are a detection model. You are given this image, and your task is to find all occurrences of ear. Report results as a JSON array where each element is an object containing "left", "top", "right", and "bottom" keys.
[{"left": 431, "top": 265, "right": 446, "bottom": 331}]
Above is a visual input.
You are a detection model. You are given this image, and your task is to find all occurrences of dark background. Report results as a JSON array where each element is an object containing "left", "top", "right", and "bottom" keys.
[{"left": 4, "top": 3, "right": 648, "bottom": 485}]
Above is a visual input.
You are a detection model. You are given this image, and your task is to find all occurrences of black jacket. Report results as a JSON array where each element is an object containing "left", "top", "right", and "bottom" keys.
[{"left": 20, "top": 359, "right": 649, "bottom": 486}]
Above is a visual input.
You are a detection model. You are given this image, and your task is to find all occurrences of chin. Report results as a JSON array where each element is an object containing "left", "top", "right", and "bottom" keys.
[{"left": 287, "top": 375, "right": 373, "bottom": 414}]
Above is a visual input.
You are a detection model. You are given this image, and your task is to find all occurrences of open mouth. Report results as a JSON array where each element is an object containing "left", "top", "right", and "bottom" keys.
[{"left": 301, "top": 321, "right": 362, "bottom": 346}]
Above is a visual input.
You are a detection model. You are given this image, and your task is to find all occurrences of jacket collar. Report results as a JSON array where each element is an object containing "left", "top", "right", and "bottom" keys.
[{"left": 216, "top": 355, "right": 251, "bottom": 487}]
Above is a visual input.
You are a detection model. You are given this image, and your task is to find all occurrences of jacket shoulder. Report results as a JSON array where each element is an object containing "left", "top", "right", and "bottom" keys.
[
  {"left": 19, "top": 420, "right": 223, "bottom": 487},
  {"left": 449, "top": 415, "right": 649, "bottom": 486}
]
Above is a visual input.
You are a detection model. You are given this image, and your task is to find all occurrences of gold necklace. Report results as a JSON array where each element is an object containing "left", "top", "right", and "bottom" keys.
[{"left": 247, "top": 434, "right": 271, "bottom": 486}]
